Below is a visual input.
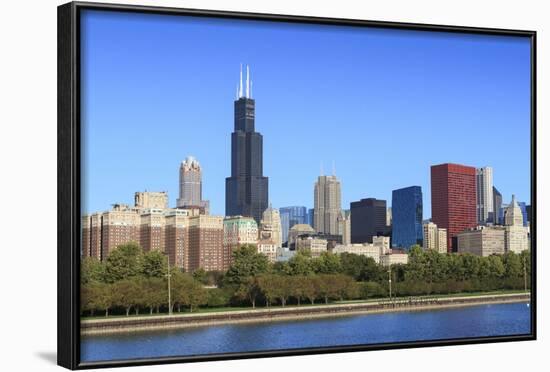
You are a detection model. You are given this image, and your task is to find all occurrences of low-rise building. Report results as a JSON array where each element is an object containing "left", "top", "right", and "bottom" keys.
[
  {"left": 223, "top": 216, "right": 258, "bottom": 268},
  {"left": 295, "top": 236, "right": 328, "bottom": 257},
  {"left": 457, "top": 225, "right": 505, "bottom": 256},
  {"left": 380, "top": 250, "right": 409, "bottom": 266},
  {"left": 257, "top": 240, "right": 278, "bottom": 263}
]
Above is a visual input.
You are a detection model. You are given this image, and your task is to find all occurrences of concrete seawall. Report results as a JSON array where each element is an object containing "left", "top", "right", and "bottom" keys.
[{"left": 81, "top": 293, "right": 531, "bottom": 336}]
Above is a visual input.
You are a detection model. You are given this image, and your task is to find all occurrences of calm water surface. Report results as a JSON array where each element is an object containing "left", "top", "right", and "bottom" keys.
[{"left": 81, "top": 302, "right": 531, "bottom": 362}]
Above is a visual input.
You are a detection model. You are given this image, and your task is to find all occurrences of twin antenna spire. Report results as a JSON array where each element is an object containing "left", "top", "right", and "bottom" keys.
[{"left": 236, "top": 64, "right": 253, "bottom": 99}]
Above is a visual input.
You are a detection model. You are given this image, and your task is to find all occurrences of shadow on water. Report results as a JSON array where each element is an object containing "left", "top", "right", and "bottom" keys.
[{"left": 36, "top": 351, "right": 57, "bottom": 365}]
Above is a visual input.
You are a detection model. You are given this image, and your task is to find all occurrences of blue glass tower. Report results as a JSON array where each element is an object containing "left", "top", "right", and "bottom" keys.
[
  {"left": 391, "top": 186, "right": 423, "bottom": 249},
  {"left": 279, "top": 206, "right": 308, "bottom": 244}
]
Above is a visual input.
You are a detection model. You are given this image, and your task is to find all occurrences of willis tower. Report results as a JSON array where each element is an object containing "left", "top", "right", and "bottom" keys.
[{"left": 225, "top": 65, "right": 269, "bottom": 224}]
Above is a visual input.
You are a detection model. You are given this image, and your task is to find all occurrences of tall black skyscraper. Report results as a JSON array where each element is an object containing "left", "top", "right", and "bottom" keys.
[{"left": 225, "top": 65, "right": 268, "bottom": 224}]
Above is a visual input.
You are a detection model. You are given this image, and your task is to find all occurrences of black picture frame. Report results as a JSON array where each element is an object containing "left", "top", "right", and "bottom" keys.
[{"left": 58, "top": 1, "right": 537, "bottom": 369}]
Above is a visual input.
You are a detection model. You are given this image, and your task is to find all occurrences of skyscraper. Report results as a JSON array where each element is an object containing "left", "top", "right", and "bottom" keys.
[
  {"left": 431, "top": 163, "right": 477, "bottom": 252},
  {"left": 313, "top": 174, "right": 342, "bottom": 235},
  {"left": 476, "top": 166, "right": 494, "bottom": 224},
  {"left": 391, "top": 186, "right": 423, "bottom": 249},
  {"left": 177, "top": 156, "right": 209, "bottom": 213},
  {"left": 225, "top": 65, "right": 269, "bottom": 224},
  {"left": 492, "top": 186, "right": 503, "bottom": 224},
  {"left": 350, "top": 198, "right": 390, "bottom": 244},
  {"left": 279, "top": 206, "right": 308, "bottom": 245}
]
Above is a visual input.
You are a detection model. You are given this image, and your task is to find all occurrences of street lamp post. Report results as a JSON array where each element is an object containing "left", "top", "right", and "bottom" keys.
[
  {"left": 165, "top": 254, "right": 172, "bottom": 316},
  {"left": 388, "top": 265, "right": 392, "bottom": 302}
]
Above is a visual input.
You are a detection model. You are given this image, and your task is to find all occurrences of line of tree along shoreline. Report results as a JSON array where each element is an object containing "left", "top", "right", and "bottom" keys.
[{"left": 81, "top": 243, "right": 531, "bottom": 317}]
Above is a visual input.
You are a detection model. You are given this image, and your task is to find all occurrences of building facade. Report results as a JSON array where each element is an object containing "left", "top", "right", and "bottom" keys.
[
  {"left": 476, "top": 167, "right": 494, "bottom": 225},
  {"left": 225, "top": 65, "right": 268, "bottom": 225},
  {"left": 134, "top": 191, "right": 168, "bottom": 210},
  {"left": 391, "top": 186, "right": 423, "bottom": 250},
  {"left": 431, "top": 163, "right": 477, "bottom": 252},
  {"left": 492, "top": 186, "right": 503, "bottom": 224},
  {"left": 287, "top": 223, "right": 316, "bottom": 249},
  {"left": 504, "top": 195, "right": 529, "bottom": 253},
  {"left": 295, "top": 236, "right": 328, "bottom": 257},
  {"left": 457, "top": 226, "right": 506, "bottom": 256},
  {"left": 422, "top": 222, "right": 448, "bottom": 254},
  {"left": 333, "top": 236, "right": 390, "bottom": 264},
  {"left": 223, "top": 215, "right": 258, "bottom": 268},
  {"left": 380, "top": 251, "right": 409, "bottom": 266},
  {"left": 337, "top": 211, "right": 351, "bottom": 245},
  {"left": 257, "top": 240, "right": 278, "bottom": 263},
  {"left": 313, "top": 174, "right": 342, "bottom": 235},
  {"left": 279, "top": 206, "right": 307, "bottom": 245},
  {"left": 350, "top": 198, "right": 390, "bottom": 244},
  {"left": 176, "top": 156, "right": 209, "bottom": 213},
  {"left": 188, "top": 215, "right": 224, "bottom": 272},
  {"left": 259, "top": 206, "right": 282, "bottom": 248}
]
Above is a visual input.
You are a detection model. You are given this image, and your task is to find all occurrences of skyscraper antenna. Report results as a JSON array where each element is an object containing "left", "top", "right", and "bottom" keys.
[
  {"left": 236, "top": 83, "right": 239, "bottom": 100},
  {"left": 250, "top": 80, "right": 253, "bottom": 99},
  {"left": 246, "top": 65, "right": 250, "bottom": 98},
  {"left": 239, "top": 64, "right": 243, "bottom": 98}
]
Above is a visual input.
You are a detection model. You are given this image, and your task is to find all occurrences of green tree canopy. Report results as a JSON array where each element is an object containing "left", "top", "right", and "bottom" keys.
[
  {"left": 104, "top": 242, "right": 143, "bottom": 283},
  {"left": 224, "top": 245, "right": 269, "bottom": 285}
]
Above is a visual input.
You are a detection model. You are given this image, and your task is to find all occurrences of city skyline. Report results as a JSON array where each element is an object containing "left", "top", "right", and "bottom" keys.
[{"left": 81, "top": 10, "right": 531, "bottom": 217}]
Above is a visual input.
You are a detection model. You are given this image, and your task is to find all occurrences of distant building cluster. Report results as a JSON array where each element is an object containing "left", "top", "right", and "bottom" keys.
[{"left": 82, "top": 67, "right": 531, "bottom": 272}]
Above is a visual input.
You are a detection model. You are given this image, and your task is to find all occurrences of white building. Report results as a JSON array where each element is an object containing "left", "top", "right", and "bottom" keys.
[
  {"left": 476, "top": 167, "right": 494, "bottom": 224},
  {"left": 295, "top": 236, "right": 328, "bottom": 257},
  {"left": 380, "top": 251, "right": 409, "bottom": 266},
  {"left": 257, "top": 240, "right": 278, "bottom": 263},
  {"left": 332, "top": 236, "right": 390, "bottom": 264},
  {"left": 423, "top": 222, "right": 448, "bottom": 253},
  {"left": 457, "top": 225, "right": 506, "bottom": 256},
  {"left": 504, "top": 195, "right": 529, "bottom": 253}
]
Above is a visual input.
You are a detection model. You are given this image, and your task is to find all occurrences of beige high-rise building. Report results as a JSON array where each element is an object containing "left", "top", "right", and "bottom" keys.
[
  {"left": 139, "top": 208, "right": 166, "bottom": 252},
  {"left": 314, "top": 174, "right": 342, "bottom": 235},
  {"left": 504, "top": 195, "right": 529, "bottom": 253},
  {"left": 100, "top": 204, "right": 140, "bottom": 258},
  {"left": 259, "top": 205, "right": 282, "bottom": 248},
  {"left": 337, "top": 211, "right": 351, "bottom": 245},
  {"left": 188, "top": 215, "right": 224, "bottom": 272},
  {"left": 295, "top": 236, "right": 328, "bottom": 257},
  {"left": 423, "top": 222, "right": 448, "bottom": 254},
  {"left": 135, "top": 191, "right": 169, "bottom": 210},
  {"left": 223, "top": 216, "right": 258, "bottom": 269},
  {"left": 164, "top": 210, "right": 190, "bottom": 270},
  {"left": 176, "top": 156, "right": 210, "bottom": 213},
  {"left": 457, "top": 226, "right": 506, "bottom": 256}
]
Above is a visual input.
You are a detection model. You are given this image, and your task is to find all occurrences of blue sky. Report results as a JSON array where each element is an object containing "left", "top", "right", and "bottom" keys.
[{"left": 81, "top": 10, "right": 532, "bottom": 217}]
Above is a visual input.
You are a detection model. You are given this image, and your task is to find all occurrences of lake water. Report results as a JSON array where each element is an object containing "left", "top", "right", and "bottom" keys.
[{"left": 81, "top": 302, "right": 531, "bottom": 362}]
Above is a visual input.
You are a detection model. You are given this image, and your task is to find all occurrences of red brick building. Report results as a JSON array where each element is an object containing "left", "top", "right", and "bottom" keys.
[{"left": 431, "top": 163, "right": 477, "bottom": 252}]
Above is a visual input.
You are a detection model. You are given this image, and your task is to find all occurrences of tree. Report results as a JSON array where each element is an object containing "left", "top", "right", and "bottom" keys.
[
  {"left": 140, "top": 250, "right": 167, "bottom": 278},
  {"left": 301, "top": 275, "right": 319, "bottom": 304},
  {"left": 257, "top": 275, "right": 278, "bottom": 307},
  {"left": 104, "top": 242, "right": 143, "bottom": 283},
  {"left": 236, "top": 276, "right": 262, "bottom": 308},
  {"left": 287, "top": 250, "right": 315, "bottom": 276},
  {"left": 289, "top": 276, "right": 306, "bottom": 305},
  {"left": 313, "top": 252, "right": 342, "bottom": 274},
  {"left": 192, "top": 268, "right": 208, "bottom": 284},
  {"left": 140, "top": 278, "right": 166, "bottom": 314},
  {"left": 89, "top": 282, "right": 114, "bottom": 317},
  {"left": 206, "top": 288, "right": 231, "bottom": 308},
  {"left": 340, "top": 253, "right": 367, "bottom": 280},
  {"left": 317, "top": 275, "right": 339, "bottom": 304},
  {"left": 503, "top": 252, "right": 522, "bottom": 279},
  {"left": 224, "top": 245, "right": 269, "bottom": 286},
  {"left": 112, "top": 279, "right": 141, "bottom": 316},
  {"left": 81, "top": 257, "right": 105, "bottom": 285}
]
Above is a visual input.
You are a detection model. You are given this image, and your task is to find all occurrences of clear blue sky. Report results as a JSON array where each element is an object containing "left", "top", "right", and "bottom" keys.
[{"left": 81, "top": 10, "right": 532, "bottom": 217}]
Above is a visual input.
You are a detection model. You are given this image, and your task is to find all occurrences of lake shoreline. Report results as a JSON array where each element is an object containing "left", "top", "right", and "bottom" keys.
[{"left": 81, "top": 293, "right": 530, "bottom": 336}]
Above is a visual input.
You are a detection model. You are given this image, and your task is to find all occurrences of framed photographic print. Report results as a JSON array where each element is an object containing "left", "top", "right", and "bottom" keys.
[{"left": 58, "top": 1, "right": 537, "bottom": 369}]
